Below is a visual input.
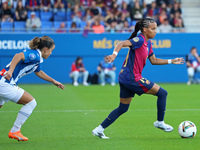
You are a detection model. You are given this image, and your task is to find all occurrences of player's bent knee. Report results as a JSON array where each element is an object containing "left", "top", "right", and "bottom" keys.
[
  {"left": 28, "top": 99, "right": 37, "bottom": 109},
  {"left": 32, "top": 99, "right": 37, "bottom": 108},
  {"left": 156, "top": 87, "right": 168, "bottom": 98},
  {"left": 161, "top": 88, "right": 168, "bottom": 97}
]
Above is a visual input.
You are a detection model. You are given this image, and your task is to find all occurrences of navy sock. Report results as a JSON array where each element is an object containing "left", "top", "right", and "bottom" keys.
[
  {"left": 101, "top": 103, "right": 130, "bottom": 129},
  {"left": 156, "top": 87, "right": 168, "bottom": 121}
]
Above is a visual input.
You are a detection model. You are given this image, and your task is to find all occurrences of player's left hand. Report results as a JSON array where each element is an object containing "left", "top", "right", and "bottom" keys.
[
  {"left": 172, "top": 57, "right": 185, "bottom": 64},
  {"left": 53, "top": 81, "right": 65, "bottom": 90}
]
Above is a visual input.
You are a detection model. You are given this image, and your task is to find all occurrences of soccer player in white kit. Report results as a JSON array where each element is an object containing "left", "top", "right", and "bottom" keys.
[{"left": 0, "top": 36, "right": 65, "bottom": 141}]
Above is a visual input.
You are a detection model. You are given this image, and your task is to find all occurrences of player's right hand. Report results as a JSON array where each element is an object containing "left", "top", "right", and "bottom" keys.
[
  {"left": 4, "top": 70, "right": 12, "bottom": 81},
  {"left": 106, "top": 54, "right": 116, "bottom": 63}
]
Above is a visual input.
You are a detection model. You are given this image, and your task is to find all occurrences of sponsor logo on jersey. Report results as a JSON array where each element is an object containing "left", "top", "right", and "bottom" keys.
[
  {"left": 29, "top": 53, "right": 36, "bottom": 60},
  {"left": 133, "top": 37, "right": 139, "bottom": 42}
]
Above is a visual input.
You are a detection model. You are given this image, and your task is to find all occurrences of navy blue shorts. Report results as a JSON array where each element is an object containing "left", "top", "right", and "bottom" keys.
[{"left": 119, "top": 78, "right": 154, "bottom": 98}]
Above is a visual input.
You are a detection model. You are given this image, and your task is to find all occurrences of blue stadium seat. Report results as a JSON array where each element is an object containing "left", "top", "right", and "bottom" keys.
[
  {"left": 54, "top": 21, "right": 63, "bottom": 29},
  {"left": 79, "top": 21, "right": 86, "bottom": 28},
  {"left": 40, "top": 12, "right": 53, "bottom": 21},
  {"left": 41, "top": 21, "right": 53, "bottom": 33},
  {"left": 27, "top": 11, "right": 40, "bottom": 18},
  {"left": 66, "top": 21, "right": 72, "bottom": 28},
  {"left": 14, "top": 21, "right": 26, "bottom": 33},
  {"left": 54, "top": 12, "right": 66, "bottom": 21},
  {"left": 1, "top": 22, "right": 13, "bottom": 32},
  {"left": 66, "top": 11, "right": 72, "bottom": 21}
]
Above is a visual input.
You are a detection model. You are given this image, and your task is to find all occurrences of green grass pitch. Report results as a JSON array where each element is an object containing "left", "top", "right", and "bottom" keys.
[{"left": 0, "top": 83, "right": 199, "bottom": 150}]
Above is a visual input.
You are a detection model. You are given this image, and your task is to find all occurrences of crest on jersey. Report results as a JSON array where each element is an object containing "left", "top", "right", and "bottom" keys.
[
  {"left": 133, "top": 37, "right": 139, "bottom": 42},
  {"left": 146, "top": 80, "right": 150, "bottom": 84},
  {"left": 29, "top": 53, "right": 36, "bottom": 60}
]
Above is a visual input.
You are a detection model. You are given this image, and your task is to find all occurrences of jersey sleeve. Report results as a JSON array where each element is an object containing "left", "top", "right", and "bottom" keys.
[
  {"left": 23, "top": 50, "right": 40, "bottom": 63},
  {"left": 34, "top": 63, "right": 42, "bottom": 72},
  {"left": 148, "top": 41, "right": 154, "bottom": 58},
  {"left": 129, "top": 36, "right": 144, "bottom": 50}
]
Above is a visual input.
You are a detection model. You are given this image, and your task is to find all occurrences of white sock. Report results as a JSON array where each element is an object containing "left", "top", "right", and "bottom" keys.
[
  {"left": 157, "top": 121, "right": 164, "bottom": 125},
  {"left": 11, "top": 99, "right": 37, "bottom": 133},
  {"left": 96, "top": 125, "right": 105, "bottom": 132}
]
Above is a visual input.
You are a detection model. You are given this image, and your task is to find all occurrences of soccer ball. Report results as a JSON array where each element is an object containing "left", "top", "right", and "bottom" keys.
[{"left": 178, "top": 121, "right": 197, "bottom": 138}]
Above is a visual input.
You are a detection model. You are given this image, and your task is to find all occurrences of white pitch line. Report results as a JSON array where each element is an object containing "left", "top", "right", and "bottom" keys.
[{"left": 0, "top": 109, "right": 200, "bottom": 113}]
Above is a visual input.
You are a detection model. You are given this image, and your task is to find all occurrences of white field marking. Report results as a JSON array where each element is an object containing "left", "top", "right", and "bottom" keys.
[{"left": 0, "top": 109, "right": 200, "bottom": 113}]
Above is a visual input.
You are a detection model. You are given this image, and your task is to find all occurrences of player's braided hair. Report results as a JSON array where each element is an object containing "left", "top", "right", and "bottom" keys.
[
  {"left": 29, "top": 36, "right": 55, "bottom": 50},
  {"left": 128, "top": 18, "right": 155, "bottom": 40}
]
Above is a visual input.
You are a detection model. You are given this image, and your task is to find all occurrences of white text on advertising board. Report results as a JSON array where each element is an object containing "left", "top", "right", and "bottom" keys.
[{"left": 0, "top": 40, "right": 30, "bottom": 50}]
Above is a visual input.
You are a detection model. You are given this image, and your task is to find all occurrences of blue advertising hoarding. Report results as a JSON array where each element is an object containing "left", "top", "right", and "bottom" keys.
[{"left": 0, "top": 33, "right": 199, "bottom": 83}]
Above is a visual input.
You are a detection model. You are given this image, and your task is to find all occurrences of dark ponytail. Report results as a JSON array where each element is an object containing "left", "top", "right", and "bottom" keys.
[
  {"left": 128, "top": 19, "right": 143, "bottom": 40},
  {"left": 29, "top": 36, "right": 55, "bottom": 50},
  {"left": 128, "top": 18, "right": 155, "bottom": 40}
]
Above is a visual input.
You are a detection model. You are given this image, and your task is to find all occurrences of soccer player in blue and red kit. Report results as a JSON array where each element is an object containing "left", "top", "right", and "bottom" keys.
[{"left": 92, "top": 18, "right": 185, "bottom": 139}]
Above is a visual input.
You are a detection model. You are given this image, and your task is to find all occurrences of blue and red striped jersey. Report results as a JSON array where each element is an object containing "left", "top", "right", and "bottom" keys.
[{"left": 119, "top": 33, "right": 154, "bottom": 84}]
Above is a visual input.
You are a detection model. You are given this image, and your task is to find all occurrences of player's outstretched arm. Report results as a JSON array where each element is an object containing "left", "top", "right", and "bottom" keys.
[
  {"left": 149, "top": 54, "right": 185, "bottom": 65},
  {"left": 4, "top": 52, "right": 25, "bottom": 81},
  {"left": 106, "top": 40, "right": 132, "bottom": 63},
  {"left": 35, "top": 71, "right": 65, "bottom": 89}
]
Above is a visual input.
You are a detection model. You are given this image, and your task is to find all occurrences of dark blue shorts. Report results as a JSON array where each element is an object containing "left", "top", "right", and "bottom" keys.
[{"left": 119, "top": 78, "right": 154, "bottom": 98}]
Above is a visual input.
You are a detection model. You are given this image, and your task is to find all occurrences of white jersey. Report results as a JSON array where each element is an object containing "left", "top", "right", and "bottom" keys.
[{"left": 0, "top": 49, "right": 43, "bottom": 85}]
